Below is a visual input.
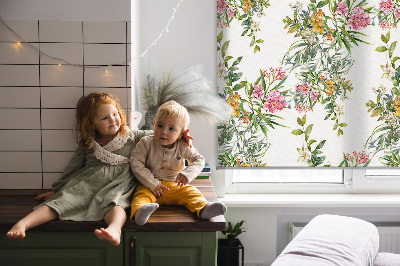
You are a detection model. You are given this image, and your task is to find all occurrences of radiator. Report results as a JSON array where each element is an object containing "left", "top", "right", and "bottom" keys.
[{"left": 289, "top": 222, "right": 400, "bottom": 254}]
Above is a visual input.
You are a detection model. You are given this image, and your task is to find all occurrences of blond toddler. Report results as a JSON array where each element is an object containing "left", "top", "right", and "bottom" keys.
[{"left": 130, "top": 100, "right": 226, "bottom": 225}]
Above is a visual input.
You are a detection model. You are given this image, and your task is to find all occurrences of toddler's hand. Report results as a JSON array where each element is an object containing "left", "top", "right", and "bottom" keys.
[
  {"left": 175, "top": 174, "right": 189, "bottom": 187},
  {"left": 35, "top": 191, "right": 55, "bottom": 201},
  {"left": 152, "top": 183, "right": 170, "bottom": 198},
  {"left": 182, "top": 129, "right": 193, "bottom": 148}
]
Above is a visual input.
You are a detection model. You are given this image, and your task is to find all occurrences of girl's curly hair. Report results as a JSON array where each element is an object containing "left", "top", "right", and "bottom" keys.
[{"left": 75, "top": 92, "right": 128, "bottom": 149}]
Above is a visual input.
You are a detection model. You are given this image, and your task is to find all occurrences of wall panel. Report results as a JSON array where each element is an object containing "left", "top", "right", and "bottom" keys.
[{"left": 0, "top": 20, "right": 131, "bottom": 188}]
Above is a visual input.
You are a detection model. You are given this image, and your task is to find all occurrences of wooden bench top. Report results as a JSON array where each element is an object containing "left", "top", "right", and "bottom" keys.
[{"left": 0, "top": 178, "right": 226, "bottom": 232}]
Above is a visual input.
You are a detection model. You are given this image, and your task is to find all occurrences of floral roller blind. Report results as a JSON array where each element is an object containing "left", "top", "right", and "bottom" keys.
[{"left": 217, "top": 0, "right": 400, "bottom": 167}]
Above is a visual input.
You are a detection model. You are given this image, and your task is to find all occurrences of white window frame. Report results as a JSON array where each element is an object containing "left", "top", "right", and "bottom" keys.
[
  {"left": 352, "top": 169, "right": 400, "bottom": 192},
  {"left": 224, "top": 169, "right": 400, "bottom": 194}
]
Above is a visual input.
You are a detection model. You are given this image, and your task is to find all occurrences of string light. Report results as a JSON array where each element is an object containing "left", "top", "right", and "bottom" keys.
[
  {"left": 0, "top": 0, "right": 185, "bottom": 68},
  {"left": 140, "top": 0, "right": 184, "bottom": 58}
]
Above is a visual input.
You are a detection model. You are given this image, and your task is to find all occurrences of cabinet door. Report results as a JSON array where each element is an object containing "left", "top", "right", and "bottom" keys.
[
  {"left": 0, "top": 232, "right": 122, "bottom": 266},
  {"left": 124, "top": 232, "right": 217, "bottom": 266}
]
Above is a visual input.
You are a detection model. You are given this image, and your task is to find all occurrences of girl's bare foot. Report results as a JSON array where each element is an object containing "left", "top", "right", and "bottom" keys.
[
  {"left": 7, "top": 222, "right": 27, "bottom": 239},
  {"left": 94, "top": 227, "right": 121, "bottom": 246}
]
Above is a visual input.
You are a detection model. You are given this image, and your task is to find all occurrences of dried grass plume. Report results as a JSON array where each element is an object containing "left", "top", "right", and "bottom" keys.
[{"left": 140, "top": 65, "right": 232, "bottom": 129}]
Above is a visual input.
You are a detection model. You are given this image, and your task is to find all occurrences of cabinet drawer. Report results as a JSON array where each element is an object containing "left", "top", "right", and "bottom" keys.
[
  {"left": 0, "top": 232, "right": 122, "bottom": 266},
  {"left": 124, "top": 232, "right": 217, "bottom": 266}
]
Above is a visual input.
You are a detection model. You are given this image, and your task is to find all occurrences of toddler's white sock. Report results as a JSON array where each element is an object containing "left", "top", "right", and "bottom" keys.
[
  {"left": 200, "top": 202, "right": 227, "bottom": 219},
  {"left": 134, "top": 203, "right": 159, "bottom": 225}
]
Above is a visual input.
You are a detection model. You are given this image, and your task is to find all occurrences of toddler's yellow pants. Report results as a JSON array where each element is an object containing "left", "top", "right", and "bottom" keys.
[{"left": 130, "top": 181, "right": 209, "bottom": 221}]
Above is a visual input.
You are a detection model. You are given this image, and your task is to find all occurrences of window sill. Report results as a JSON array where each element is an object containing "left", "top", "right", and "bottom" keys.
[{"left": 219, "top": 193, "right": 400, "bottom": 208}]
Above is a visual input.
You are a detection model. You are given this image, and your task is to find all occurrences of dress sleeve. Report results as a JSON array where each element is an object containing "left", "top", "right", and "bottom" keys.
[
  {"left": 180, "top": 140, "right": 205, "bottom": 183},
  {"left": 130, "top": 138, "right": 160, "bottom": 192},
  {"left": 52, "top": 148, "right": 86, "bottom": 192},
  {"left": 132, "top": 129, "right": 154, "bottom": 144}
]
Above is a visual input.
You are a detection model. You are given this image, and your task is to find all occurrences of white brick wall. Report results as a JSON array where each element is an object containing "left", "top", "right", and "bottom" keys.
[{"left": 0, "top": 20, "right": 131, "bottom": 189}]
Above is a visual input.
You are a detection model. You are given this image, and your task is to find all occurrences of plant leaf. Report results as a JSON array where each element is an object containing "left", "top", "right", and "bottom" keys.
[
  {"left": 232, "top": 56, "right": 243, "bottom": 66},
  {"left": 221, "top": 41, "right": 230, "bottom": 58},
  {"left": 389, "top": 41, "right": 397, "bottom": 58},
  {"left": 376, "top": 46, "right": 388, "bottom": 52},
  {"left": 292, "top": 129, "right": 304, "bottom": 135},
  {"left": 317, "top": 0, "right": 328, "bottom": 8},
  {"left": 305, "top": 124, "right": 313, "bottom": 141},
  {"left": 381, "top": 32, "right": 390, "bottom": 43},
  {"left": 288, "top": 23, "right": 301, "bottom": 33},
  {"left": 301, "top": 114, "right": 307, "bottom": 126},
  {"left": 371, "top": 107, "right": 384, "bottom": 117},
  {"left": 217, "top": 31, "right": 223, "bottom": 43},
  {"left": 340, "top": 26, "right": 357, "bottom": 46},
  {"left": 315, "top": 140, "right": 326, "bottom": 149}
]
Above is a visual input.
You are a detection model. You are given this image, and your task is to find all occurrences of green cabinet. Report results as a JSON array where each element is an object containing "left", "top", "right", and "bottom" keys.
[
  {"left": 124, "top": 232, "right": 217, "bottom": 266},
  {"left": 0, "top": 232, "right": 122, "bottom": 266},
  {"left": 0, "top": 179, "right": 222, "bottom": 266},
  {"left": 0, "top": 231, "right": 218, "bottom": 266}
]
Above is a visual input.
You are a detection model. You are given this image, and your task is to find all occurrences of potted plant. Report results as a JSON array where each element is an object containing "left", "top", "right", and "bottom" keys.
[{"left": 218, "top": 221, "right": 245, "bottom": 266}]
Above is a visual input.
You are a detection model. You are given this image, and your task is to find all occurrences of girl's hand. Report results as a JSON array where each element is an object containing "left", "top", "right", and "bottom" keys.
[
  {"left": 152, "top": 183, "right": 170, "bottom": 198},
  {"left": 35, "top": 191, "right": 55, "bottom": 201},
  {"left": 181, "top": 129, "right": 193, "bottom": 148},
  {"left": 175, "top": 174, "right": 189, "bottom": 187}
]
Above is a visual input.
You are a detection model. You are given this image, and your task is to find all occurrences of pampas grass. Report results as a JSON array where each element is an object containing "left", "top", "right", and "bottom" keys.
[{"left": 140, "top": 65, "right": 231, "bottom": 129}]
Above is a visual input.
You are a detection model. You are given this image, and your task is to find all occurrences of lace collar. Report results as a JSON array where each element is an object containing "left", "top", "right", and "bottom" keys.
[
  {"left": 89, "top": 130, "right": 131, "bottom": 165},
  {"left": 102, "top": 130, "right": 130, "bottom": 151}
]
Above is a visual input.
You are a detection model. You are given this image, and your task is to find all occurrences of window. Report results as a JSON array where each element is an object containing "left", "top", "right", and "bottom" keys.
[
  {"left": 352, "top": 169, "right": 400, "bottom": 192},
  {"left": 366, "top": 169, "right": 400, "bottom": 177},
  {"left": 224, "top": 169, "right": 400, "bottom": 194}
]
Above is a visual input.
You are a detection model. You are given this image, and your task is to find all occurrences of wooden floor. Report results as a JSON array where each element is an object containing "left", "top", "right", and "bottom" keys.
[{"left": 0, "top": 178, "right": 225, "bottom": 232}]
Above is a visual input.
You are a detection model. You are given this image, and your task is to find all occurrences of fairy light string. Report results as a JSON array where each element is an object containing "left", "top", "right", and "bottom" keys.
[
  {"left": 0, "top": 17, "right": 111, "bottom": 69},
  {"left": 139, "top": 0, "right": 184, "bottom": 58},
  {"left": 0, "top": 0, "right": 185, "bottom": 70}
]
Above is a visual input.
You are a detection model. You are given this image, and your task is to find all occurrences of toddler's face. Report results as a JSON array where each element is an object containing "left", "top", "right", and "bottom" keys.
[
  {"left": 94, "top": 104, "right": 121, "bottom": 139},
  {"left": 153, "top": 116, "right": 183, "bottom": 148}
]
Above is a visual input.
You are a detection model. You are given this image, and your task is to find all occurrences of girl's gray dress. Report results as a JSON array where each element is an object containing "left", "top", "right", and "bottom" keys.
[{"left": 35, "top": 129, "right": 149, "bottom": 221}]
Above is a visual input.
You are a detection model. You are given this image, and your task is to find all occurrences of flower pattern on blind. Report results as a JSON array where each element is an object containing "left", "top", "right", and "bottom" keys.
[{"left": 217, "top": 0, "right": 400, "bottom": 167}]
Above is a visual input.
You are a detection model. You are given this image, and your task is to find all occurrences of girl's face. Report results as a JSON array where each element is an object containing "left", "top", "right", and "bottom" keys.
[
  {"left": 93, "top": 103, "right": 121, "bottom": 139},
  {"left": 153, "top": 116, "right": 183, "bottom": 148}
]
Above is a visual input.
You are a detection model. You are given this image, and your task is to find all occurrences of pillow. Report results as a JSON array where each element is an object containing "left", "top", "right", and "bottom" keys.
[{"left": 272, "top": 214, "right": 379, "bottom": 266}]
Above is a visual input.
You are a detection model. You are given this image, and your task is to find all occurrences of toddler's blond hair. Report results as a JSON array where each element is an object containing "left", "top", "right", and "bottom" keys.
[{"left": 154, "top": 100, "right": 190, "bottom": 131}]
